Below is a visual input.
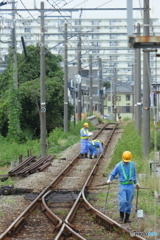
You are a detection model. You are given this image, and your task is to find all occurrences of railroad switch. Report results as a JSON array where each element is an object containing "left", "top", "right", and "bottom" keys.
[{"left": 0, "top": 185, "right": 33, "bottom": 195}]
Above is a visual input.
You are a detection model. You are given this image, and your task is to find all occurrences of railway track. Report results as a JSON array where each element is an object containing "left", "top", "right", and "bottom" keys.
[{"left": 0, "top": 123, "right": 145, "bottom": 240}]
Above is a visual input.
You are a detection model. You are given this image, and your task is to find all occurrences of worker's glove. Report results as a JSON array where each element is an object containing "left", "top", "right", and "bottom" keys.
[
  {"left": 107, "top": 179, "right": 111, "bottom": 184},
  {"left": 135, "top": 183, "right": 140, "bottom": 189}
]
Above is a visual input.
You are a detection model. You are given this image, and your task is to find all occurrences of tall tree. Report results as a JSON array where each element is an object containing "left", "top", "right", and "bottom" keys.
[{"left": 0, "top": 45, "right": 74, "bottom": 140}]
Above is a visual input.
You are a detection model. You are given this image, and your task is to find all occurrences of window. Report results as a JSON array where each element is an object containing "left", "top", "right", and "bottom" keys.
[
  {"left": 108, "top": 106, "right": 111, "bottom": 113},
  {"left": 110, "top": 49, "right": 117, "bottom": 53},
  {"left": 6, "top": 20, "right": 12, "bottom": 27},
  {"left": 44, "top": 20, "right": 48, "bottom": 26},
  {"left": 126, "top": 106, "right": 130, "bottom": 113},
  {"left": 92, "top": 42, "right": 99, "bottom": 46},
  {"left": 122, "top": 106, "right": 131, "bottom": 113},
  {"left": 117, "top": 96, "right": 121, "bottom": 101},
  {"left": 24, "top": 28, "right": 31, "bottom": 33},
  {"left": 92, "top": 35, "right": 99, "bottom": 39},
  {"left": 108, "top": 96, "right": 111, "bottom": 101},
  {"left": 45, "top": 34, "right": 50, "bottom": 40},
  {"left": 58, "top": 35, "right": 63, "bottom": 40},
  {"left": 93, "top": 87, "right": 98, "bottom": 95},
  {"left": 58, "top": 27, "right": 63, "bottom": 33},
  {"left": 92, "top": 50, "right": 99, "bottom": 54},
  {"left": 126, "top": 94, "right": 130, "bottom": 101},
  {"left": 91, "top": 20, "right": 100, "bottom": 25},
  {"left": 109, "top": 20, "right": 116, "bottom": 25},
  {"left": 110, "top": 41, "right": 118, "bottom": 46},
  {"left": 75, "top": 20, "right": 81, "bottom": 25},
  {"left": 109, "top": 55, "right": 118, "bottom": 60},
  {"left": 58, "top": 20, "right": 64, "bottom": 25},
  {"left": 110, "top": 35, "right": 118, "bottom": 40},
  {"left": 23, "top": 21, "right": 32, "bottom": 26},
  {"left": 128, "top": 63, "right": 133, "bottom": 67},
  {"left": 6, "top": 28, "right": 12, "bottom": 33},
  {"left": 25, "top": 35, "right": 31, "bottom": 40}
]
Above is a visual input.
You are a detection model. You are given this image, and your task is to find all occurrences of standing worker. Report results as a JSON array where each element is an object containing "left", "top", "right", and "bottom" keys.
[
  {"left": 106, "top": 151, "right": 140, "bottom": 223},
  {"left": 87, "top": 139, "right": 104, "bottom": 159},
  {"left": 80, "top": 122, "right": 90, "bottom": 158}
]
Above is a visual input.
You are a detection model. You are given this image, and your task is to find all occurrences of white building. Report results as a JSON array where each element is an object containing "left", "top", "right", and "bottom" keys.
[{"left": 0, "top": 16, "right": 160, "bottom": 114}]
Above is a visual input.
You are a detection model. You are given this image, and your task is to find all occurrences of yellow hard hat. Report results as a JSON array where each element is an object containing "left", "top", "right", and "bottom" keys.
[
  {"left": 83, "top": 122, "right": 89, "bottom": 127},
  {"left": 122, "top": 151, "right": 132, "bottom": 162}
]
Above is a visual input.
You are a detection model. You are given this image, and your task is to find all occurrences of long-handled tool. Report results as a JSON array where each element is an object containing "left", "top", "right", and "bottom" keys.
[
  {"left": 104, "top": 183, "right": 110, "bottom": 211},
  {"left": 135, "top": 187, "right": 150, "bottom": 218},
  {"left": 88, "top": 182, "right": 116, "bottom": 190}
]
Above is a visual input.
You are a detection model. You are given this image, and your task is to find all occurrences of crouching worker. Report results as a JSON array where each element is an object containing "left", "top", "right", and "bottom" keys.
[
  {"left": 106, "top": 151, "right": 140, "bottom": 223},
  {"left": 87, "top": 139, "right": 104, "bottom": 159},
  {"left": 80, "top": 122, "right": 89, "bottom": 158}
]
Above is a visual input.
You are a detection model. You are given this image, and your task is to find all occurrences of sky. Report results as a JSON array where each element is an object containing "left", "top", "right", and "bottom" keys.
[{"left": 1, "top": 0, "right": 160, "bottom": 20}]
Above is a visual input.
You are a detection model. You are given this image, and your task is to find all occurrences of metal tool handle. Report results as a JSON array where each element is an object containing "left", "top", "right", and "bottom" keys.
[
  {"left": 104, "top": 183, "right": 110, "bottom": 211},
  {"left": 135, "top": 188, "right": 139, "bottom": 212}
]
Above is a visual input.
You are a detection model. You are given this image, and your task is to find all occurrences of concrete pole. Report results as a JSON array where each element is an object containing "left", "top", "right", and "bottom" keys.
[
  {"left": 136, "top": 24, "right": 142, "bottom": 135},
  {"left": 89, "top": 55, "right": 93, "bottom": 114},
  {"left": 134, "top": 49, "right": 137, "bottom": 127},
  {"left": 40, "top": 1, "right": 47, "bottom": 156},
  {"left": 132, "top": 64, "right": 134, "bottom": 120},
  {"left": 12, "top": 0, "right": 18, "bottom": 89},
  {"left": 64, "top": 23, "right": 68, "bottom": 132},
  {"left": 114, "top": 68, "right": 117, "bottom": 122},
  {"left": 77, "top": 34, "right": 81, "bottom": 121},
  {"left": 98, "top": 58, "right": 102, "bottom": 114},
  {"left": 142, "top": 0, "right": 150, "bottom": 156},
  {"left": 110, "top": 80, "right": 113, "bottom": 114},
  {"left": 127, "top": 0, "right": 133, "bottom": 37}
]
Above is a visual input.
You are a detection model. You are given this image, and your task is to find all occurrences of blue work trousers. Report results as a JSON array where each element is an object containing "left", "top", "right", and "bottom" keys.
[
  {"left": 87, "top": 142, "right": 98, "bottom": 156},
  {"left": 118, "top": 184, "right": 134, "bottom": 213},
  {"left": 80, "top": 139, "right": 89, "bottom": 154}
]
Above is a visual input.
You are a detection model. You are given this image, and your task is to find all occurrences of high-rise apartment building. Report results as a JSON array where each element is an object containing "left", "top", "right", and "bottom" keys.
[{"left": 0, "top": 16, "right": 159, "bottom": 118}]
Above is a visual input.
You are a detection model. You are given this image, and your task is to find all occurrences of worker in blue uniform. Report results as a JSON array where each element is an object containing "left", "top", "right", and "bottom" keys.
[
  {"left": 87, "top": 139, "right": 104, "bottom": 159},
  {"left": 80, "top": 122, "right": 89, "bottom": 158},
  {"left": 106, "top": 151, "right": 140, "bottom": 223}
]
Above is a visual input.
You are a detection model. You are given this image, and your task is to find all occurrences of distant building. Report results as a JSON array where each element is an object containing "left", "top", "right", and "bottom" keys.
[{"left": 104, "top": 81, "right": 134, "bottom": 120}]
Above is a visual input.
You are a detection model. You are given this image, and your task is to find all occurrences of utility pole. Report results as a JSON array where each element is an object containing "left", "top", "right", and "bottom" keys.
[
  {"left": 132, "top": 64, "right": 134, "bottom": 120},
  {"left": 98, "top": 58, "right": 103, "bottom": 115},
  {"left": 142, "top": 0, "right": 150, "bottom": 156},
  {"left": 40, "top": 1, "right": 47, "bottom": 156},
  {"left": 135, "top": 23, "right": 141, "bottom": 135},
  {"left": 114, "top": 68, "right": 117, "bottom": 122},
  {"left": 12, "top": 0, "right": 18, "bottom": 89},
  {"left": 77, "top": 33, "right": 81, "bottom": 121},
  {"left": 64, "top": 23, "right": 68, "bottom": 132},
  {"left": 89, "top": 55, "right": 93, "bottom": 114}
]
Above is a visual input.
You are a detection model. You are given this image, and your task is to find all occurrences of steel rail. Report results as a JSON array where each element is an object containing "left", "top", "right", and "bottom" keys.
[
  {"left": 53, "top": 124, "right": 146, "bottom": 240},
  {"left": 0, "top": 123, "right": 110, "bottom": 239}
]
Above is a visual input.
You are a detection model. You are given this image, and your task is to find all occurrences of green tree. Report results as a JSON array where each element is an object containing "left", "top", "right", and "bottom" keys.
[
  {"left": 103, "top": 81, "right": 110, "bottom": 89},
  {"left": 0, "top": 45, "right": 74, "bottom": 140}
]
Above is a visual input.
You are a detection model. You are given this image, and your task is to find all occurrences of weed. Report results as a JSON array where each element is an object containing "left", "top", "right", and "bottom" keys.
[{"left": 0, "top": 210, "right": 4, "bottom": 216}]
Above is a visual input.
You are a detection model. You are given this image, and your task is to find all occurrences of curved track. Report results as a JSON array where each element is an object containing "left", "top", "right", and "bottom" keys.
[{"left": 0, "top": 123, "right": 145, "bottom": 240}]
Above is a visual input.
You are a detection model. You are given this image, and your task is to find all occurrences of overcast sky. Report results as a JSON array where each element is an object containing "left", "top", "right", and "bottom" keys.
[{"left": 1, "top": 0, "right": 160, "bottom": 20}]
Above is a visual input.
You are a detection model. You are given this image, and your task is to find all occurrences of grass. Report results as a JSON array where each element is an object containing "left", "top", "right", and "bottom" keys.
[
  {"left": 0, "top": 178, "right": 15, "bottom": 186},
  {"left": 0, "top": 120, "right": 96, "bottom": 167},
  {"left": 102, "top": 121, "right": 160, "bottom": 236}
]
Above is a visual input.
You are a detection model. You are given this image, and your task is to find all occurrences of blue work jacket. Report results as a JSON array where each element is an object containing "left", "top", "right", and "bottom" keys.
[{"left": 108, "top": 161, "right": 137, "bottom": 184}]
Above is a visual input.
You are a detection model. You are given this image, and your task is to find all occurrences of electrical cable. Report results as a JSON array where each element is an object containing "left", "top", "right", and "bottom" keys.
[{"left": 19, "top": 0, "right": 40, "bottom": 25}]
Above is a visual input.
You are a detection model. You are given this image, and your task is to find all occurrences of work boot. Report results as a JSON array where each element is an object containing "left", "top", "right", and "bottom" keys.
[
  {"left": 85, "top": 153, "right": 88, "bottom": 158},
  {"left": 95, "top": 155, "right": 97, "bottom": 158},
  {"left": 81, "top": 154, "right": 84, "bottom": 158},
  {"left": 119, "top": 211, "right": 124, "bottom": 221},
  {"left": 89, "top": 155, "right": 92, "bottom": 159},
  {"left": 124, "top": 213, "right": 131, "bottom": 223}
]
